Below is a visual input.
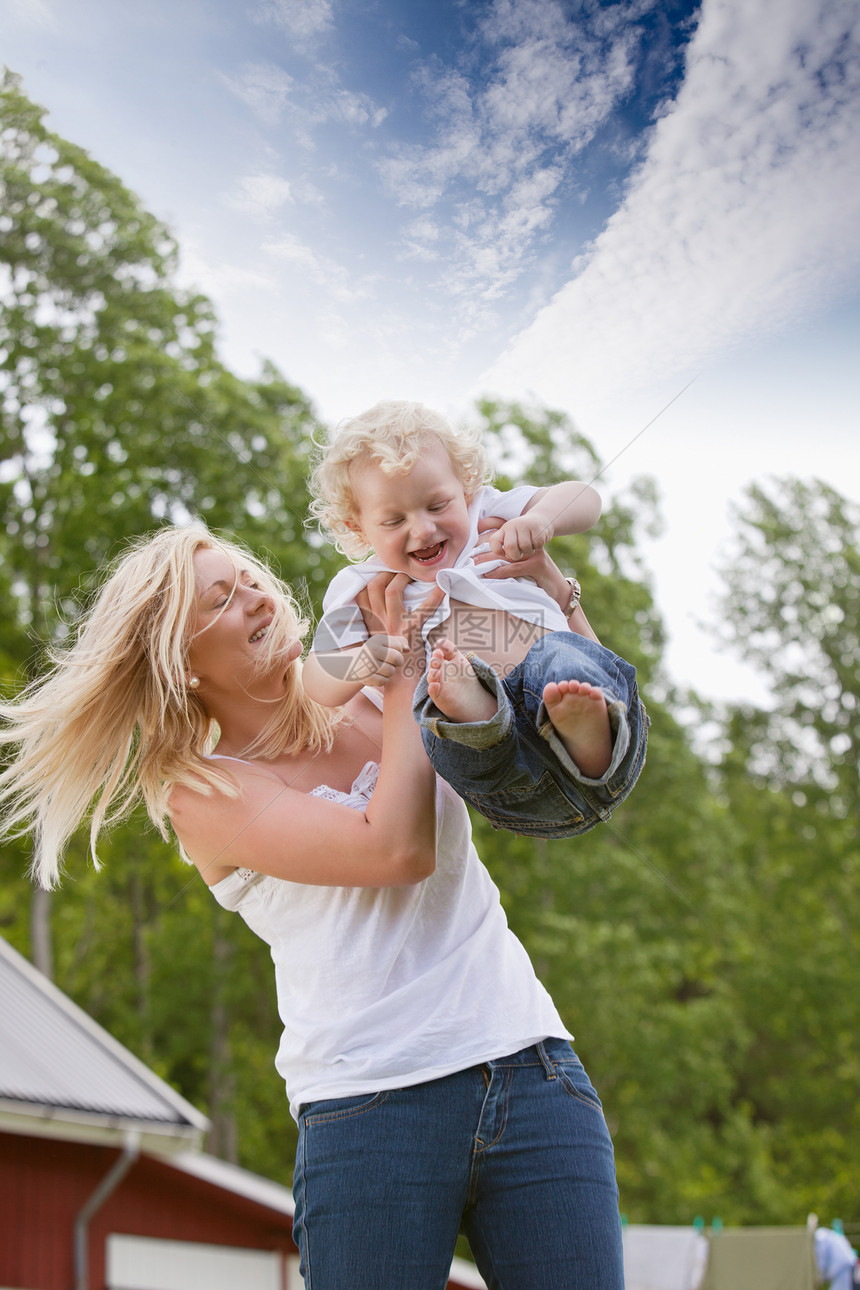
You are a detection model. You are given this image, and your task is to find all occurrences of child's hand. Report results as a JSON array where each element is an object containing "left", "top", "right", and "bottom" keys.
[
  {"left": 351, "top": 633, "right": 409, "bottom": 688},
  {"left": 310, "top": 634, "right": 407, "bottom": 688},
  {"left": 483, "top": 513, "right": 552, "bottom": 562},
  {"left": 475, "top": 517, "right": 557, "bottom": 583}
]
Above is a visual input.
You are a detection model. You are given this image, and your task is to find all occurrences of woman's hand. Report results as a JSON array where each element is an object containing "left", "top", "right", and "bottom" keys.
[
  {"left": 355, "top": 572, "right": 444, "bottom": 684},
  {"left": 473, "top": 517, "right": 600, "bottom": 643}
]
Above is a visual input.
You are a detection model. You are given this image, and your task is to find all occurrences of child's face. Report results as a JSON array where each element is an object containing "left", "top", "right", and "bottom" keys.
[{"left": 346, "top": 439, "right": 472, "bottom": 582}]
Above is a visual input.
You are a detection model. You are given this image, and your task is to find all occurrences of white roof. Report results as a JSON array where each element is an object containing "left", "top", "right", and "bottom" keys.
[
  {"left": 159, "top": 1150, "right": 296, "bottom": 1215},
  {"left": 0, "top": 934, "right": 209, "bottom": 1150}
]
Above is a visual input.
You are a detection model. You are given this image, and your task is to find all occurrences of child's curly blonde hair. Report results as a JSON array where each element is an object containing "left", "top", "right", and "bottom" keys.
[{"left": 309, "top": 400, "right": 493, "bottom": 559}]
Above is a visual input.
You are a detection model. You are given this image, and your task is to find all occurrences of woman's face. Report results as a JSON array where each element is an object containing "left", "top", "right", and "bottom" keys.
[{"left": 186, "top": 546, "right": 300, "bottom": 695}]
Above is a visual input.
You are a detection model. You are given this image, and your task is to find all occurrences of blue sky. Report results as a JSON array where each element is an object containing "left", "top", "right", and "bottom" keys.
[{"left": 3, "top": 0, "right": 859, "bottom": 704}]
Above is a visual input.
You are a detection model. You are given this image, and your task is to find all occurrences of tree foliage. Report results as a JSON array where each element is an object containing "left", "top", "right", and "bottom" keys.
[
  {"left": 707, "top": 477, "right": 860, "bottom": 1221},
  {"left": 716, "top": 478, "right": 860, "bottom": 796},
  {"left": 0, "top": 69, "right": 338, "bottom": 1169},
  {"left": 0, "top": 68, "right": 335, "bottom": 661}
]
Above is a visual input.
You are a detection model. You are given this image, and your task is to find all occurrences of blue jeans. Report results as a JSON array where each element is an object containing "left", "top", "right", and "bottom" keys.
[
  {"left": 292, "top": 1040, "right": 624, "bottom": 1289},
  {"left": 414, "top": 632, "right": 649, "bottom": 837}
]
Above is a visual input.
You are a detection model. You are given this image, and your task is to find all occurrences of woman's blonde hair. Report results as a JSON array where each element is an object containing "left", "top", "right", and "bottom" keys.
[
  {"left": 309, "top": 400, "right": 493, "bottom": 559},
  {"left": 0, "top": 524, "right": 340, "bottom": 889}
]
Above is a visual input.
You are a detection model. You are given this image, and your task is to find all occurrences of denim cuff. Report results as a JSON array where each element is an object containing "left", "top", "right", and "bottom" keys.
[{"left": 412, "top": 653, "right": 515, "bottom": 749}]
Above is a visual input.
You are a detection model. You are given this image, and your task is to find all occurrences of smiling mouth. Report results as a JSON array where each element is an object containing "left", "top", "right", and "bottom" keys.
[
  {"left": 249, "top": 624, "right": 269, "bottom": 643},
  {"left": 410, "top": 541, "right": 446, "bottom": 564}
]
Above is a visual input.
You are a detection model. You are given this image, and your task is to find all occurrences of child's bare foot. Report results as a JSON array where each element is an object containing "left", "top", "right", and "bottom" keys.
[
  {"left": 427, "top": 639, "right": 498, "bottom": 724},
  {"left": 543, "top": 680, "right": 612, "bottom": 778}
]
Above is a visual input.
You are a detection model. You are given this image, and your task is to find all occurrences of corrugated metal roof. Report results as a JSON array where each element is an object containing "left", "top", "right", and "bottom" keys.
[
  {"left": 0, "top": 935, "right": 208, "bottom": 1133},
  {"left": 162, "top": 1150, "right": 295, "bottom": 1216}
]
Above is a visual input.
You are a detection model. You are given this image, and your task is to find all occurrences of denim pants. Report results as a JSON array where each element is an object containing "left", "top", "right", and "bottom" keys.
[
  {"left": 414, "top": 631, "right": 649, "bottom": 837},
  {"left": 292, "top": 1040, "right": 624, "bottom": 1290}
]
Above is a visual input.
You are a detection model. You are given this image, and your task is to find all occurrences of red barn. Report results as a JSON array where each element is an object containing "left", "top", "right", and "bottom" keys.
[{"left": 0, "top": 935, "right": 486, "bottom": 1290}]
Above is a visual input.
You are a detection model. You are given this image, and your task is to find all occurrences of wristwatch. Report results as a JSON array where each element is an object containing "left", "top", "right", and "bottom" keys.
[{"left": 563, "top": 576, "right": 582, "bottom": 616}]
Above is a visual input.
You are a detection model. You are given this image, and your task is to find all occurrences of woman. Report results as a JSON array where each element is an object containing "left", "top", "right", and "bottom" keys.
[{"left": 0, "top": 524, "right": 624, "bottom": 1290}]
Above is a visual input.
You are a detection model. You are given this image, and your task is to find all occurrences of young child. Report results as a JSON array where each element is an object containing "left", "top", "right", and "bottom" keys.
[{"left": 305, "top": 400, "right": 648, "bottom": 838}]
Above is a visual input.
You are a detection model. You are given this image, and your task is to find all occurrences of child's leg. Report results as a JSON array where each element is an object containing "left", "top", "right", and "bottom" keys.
[
  {"left": 543, "top": 680, "right": 612, "bottom": 778},
  {"left": 413, "top": 634, "right": 648, "bottom": 837},
  {"left": 517, "top": 633, "right": 647, "bottom": 802},
  {"left": 428, "top": 637, "right": 614, "bottom": 780},
  {"left": 426, "top": 638, "right": 498, "bottom": 723}
]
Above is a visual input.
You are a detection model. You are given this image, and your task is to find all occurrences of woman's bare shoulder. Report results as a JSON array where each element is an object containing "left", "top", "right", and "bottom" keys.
[{"left": 168, "top": 759, "right": 297, "bottom": 884}]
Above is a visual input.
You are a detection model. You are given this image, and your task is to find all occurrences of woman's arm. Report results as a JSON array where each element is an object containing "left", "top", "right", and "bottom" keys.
[
  {"left": 170, "top": 574, "right": 440, "bottom": 889},
  {"left": 170, "top": 672, "right": 435, "bottom": 889},
  {"left": 475, "top": 518, "right": 601, "bottom": 643},
  {"left": 566, "top": 601, "right": 600, "bottom": 644}
]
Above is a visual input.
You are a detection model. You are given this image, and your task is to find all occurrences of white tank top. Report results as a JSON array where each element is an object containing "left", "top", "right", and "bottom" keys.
[{"left": 209, "top": 763, "right": 572, "bottom": 1119}]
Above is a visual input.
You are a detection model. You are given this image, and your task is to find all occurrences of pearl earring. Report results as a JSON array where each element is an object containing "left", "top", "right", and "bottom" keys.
[{"left": 188, "top": 675, "right": 200, "bottom": 690}]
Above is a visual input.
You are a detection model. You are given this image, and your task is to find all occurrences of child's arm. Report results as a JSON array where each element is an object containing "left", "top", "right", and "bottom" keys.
[
  {"left": 485, "top": 481, "right": 601, "bottom": 562},
  {"left": 304, "top": 573, "right": 446, "bottom": 708},
  {"left": 303, "top": 635, "right": 406, "bottom": 708}
]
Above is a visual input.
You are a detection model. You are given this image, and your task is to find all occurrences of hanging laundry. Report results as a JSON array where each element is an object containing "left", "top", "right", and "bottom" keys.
[
  {"left": 701, "top": 1226, "right": 816, "bottom": 1290},
  {"left": 623, "top": 1224, "right": 709, "bottom": 1290}
]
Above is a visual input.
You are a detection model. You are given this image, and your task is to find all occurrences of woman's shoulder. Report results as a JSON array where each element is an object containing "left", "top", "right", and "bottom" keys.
[
  {"left": 166, "top": 756, "right": 291, "bottom": 878},
  {"left": 167, "top": 753, "right": 282, "bottom": 807}
]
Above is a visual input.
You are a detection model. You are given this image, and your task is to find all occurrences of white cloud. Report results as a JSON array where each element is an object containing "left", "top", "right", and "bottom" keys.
[
  {"left": 313, "top": 87, "right": 387, "bottom": 129},
  {"left": 264, "top": 231, "right": 319, "bottom": 270},
  {"left": 262, "top": 232, "right": 371, "bottom": 303},
  {"left": 378, "top": 0, "right": 640, "bottom": 313},
  {"left": 290, "top": 177, "right": 325, "bottom": 206},
  {"left": 223, "top": 59, "right": 385, "bottom": 141},
  {"left": 253, "top": 0, "right": 334, "bottom": 46},
  {"left": 479, "top": 0, "right": 638, "bottom": 150},
  {"left": 477, "top": 0, "right": 860, "bottom": 417},
  {"left": 228, "top": 173, "right": 293, "bottom": 216},
  {"left": 177, "top": 240, "right": 280, "bottom": 302},
  {"left": 223, "top": 61, "right": 294, "bottom": 126},
  {"left": 5, "top": 0, "right": 57, "bottom": 30},
  {"left": 399, "top": 217, "right": 442, "bottom": 262}
]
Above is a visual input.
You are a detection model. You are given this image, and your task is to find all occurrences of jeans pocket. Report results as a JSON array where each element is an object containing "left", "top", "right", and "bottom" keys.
[
  {"left": 554, "top": 1061, "right": 605, "bottom": 1114},
  {"left": 302, "top": 1090, "right": 390, "bottom": 1126}
]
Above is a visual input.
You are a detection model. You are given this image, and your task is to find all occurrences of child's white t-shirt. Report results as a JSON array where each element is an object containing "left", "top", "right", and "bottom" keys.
[{"left": 312, "top": 484, "right": 572, "bottom": 654}]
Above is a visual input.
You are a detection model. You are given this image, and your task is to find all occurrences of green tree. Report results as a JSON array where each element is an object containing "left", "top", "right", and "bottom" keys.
[
  {"left": 0, "top": 69, "right": 340, "bottom": 974},
  {"left": 0, "top": 71, "right": 338, "bottom": 1173},
  {"left": 709, "top": 478, "right": 860, "bottom": 1221},
  {"left": 716, "top": 477, "right": 860, "bottom": 800}
]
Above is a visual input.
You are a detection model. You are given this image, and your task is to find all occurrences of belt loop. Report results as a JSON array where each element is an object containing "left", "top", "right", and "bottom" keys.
[{"left": 535, "top": 1041, "right": 556, "bottom": 1080}]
